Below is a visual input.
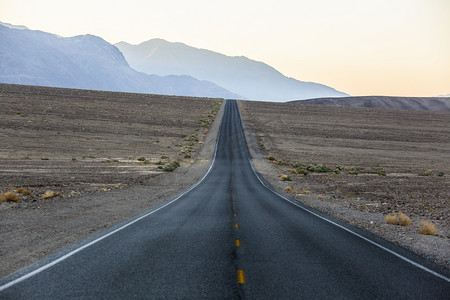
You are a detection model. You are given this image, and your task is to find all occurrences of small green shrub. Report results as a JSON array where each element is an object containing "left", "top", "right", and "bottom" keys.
[
  {"left": 266, "top": 154, "right": 276, "bottom": 161},
  {"left": 163, "top": 161, "right": 180, "bottom": 172},
  {"left": 137, "top": 157, "right": 146, "bottom": 162},
  {"left": 375, "top": 167, "right": 387, "bottom": 176},
  {"left": 282, "top": 175, "right": 292, "bottom": 181},
  {"left": 348, "top": 167, "right": 360, "bottom": 175},
  {"left": 420, "top": 169, "right": 433, "bottom": 176},
  {"left": 437, "top": 171, "right": 445, "bottom": 177},
  {"left": 155, "top": 161, "right": 165, "bottom": 165}
]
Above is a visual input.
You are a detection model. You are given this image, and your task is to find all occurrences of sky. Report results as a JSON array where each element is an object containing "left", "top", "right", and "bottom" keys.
[{"left": 1, "top": 0, "right": 449, "bottom": 97}]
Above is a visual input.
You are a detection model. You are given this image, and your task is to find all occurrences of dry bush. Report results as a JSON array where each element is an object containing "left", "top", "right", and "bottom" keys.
[
  {"left": 287, "top": 169, "right": 297, "bottom": 174},
  {"left": 0, "top": 193, "right": 5, "bottom": 202},
  {"left": 3, "top": 191, "right": 20, "bottom": 202},
  {"left": 418, "top": 221, "right": 438, "bottom": 235},
  {"left": 384, "top": 212, "right": 412, "bottom": 226},
  {"left": 42, "top": 190, "right": 64, "bottom": 200},
  {"left": 284, "top": 186, "right": 296, "bottom": 194},
  {"left": 299, "top": 189, "right": 311, "bottom": 195},
  {"left": 16, "top": 188, "right": 32, "bottom": 196},
  {"left": 317, "top": 195, "right": 325, "bottom": 200}
]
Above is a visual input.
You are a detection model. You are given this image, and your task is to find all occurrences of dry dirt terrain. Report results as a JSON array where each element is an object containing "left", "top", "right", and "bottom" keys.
[
  {"left": 0, "top": 84, "right": 224, "bottom": 277},
  {"left": 296, "top": 96, "right": 450, "bottom": 111},
  {"left": 239, "top": 100, "right": 450, "bottom": 268}
]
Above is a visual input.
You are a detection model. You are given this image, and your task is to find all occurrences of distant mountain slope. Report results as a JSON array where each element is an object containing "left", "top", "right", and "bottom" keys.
[
  {"left": 115, "top": 39, "right": 348, "bottom": 102},
  {"left": 293, "top": 96, "right": 450, "bottom": 111},
  {"left": 0, "top": 24, "right": 239, "bottom": 98}
]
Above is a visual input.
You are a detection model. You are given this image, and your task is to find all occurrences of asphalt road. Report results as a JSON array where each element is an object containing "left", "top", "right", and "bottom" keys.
[{"left": 1, "top": 100, "right": 449, "bottom": 299}]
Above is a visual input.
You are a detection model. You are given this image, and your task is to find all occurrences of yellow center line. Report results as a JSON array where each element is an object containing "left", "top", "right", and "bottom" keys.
[
  {"left": 234, "top": 213, "right": 237, "bottom": 217},
  {"left": 235, "top": 223, "right": 239, "bottom": 228},
  {"left": 236, "top": 270, "right": 246, "bottom": 284},
  {"left": 235, "top": 239, "right": 241, "bottom": 246}
]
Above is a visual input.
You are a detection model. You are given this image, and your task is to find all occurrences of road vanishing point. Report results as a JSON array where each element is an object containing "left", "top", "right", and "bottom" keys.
[{"left": 1, "top": 100, "right": 449, "bottom": 299}]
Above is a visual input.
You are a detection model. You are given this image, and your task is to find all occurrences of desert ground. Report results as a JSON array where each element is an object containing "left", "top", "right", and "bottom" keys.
[
  {"left": 0, "top": 84, "right": 224, "bottom": 277},
  {"left": 239, "top": 100, "right": 449, "bottom": 268}
]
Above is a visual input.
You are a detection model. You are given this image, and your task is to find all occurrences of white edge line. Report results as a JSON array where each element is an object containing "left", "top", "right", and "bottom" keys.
[
  {"left": 235, "top": 100, "right": 450, "bottom": 283},
  {"left": 0, "top": 100, "right": 226, "bottom": 292}
]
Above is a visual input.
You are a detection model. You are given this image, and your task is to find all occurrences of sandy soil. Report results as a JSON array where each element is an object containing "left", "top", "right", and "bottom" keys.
[
  {"left": 239, "top": 100, "right": 450, "bottom": 269},
  {"left": 0, "top": 84, "right": 224, "bottom": 277}
]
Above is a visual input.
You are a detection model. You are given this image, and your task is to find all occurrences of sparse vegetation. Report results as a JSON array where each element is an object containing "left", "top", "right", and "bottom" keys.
[
  {"left": 420, "top": 169, "right": 433, "bottom": 176},
  {"left": 299, "top": 189, "right": 311, "bottom": 195},
  {"left": 278, "top": 174, "right": 291, "bottom": 181},
  {"left": 384, "top": 212, "right": 412, "bottom": 226},
  {"left": 2, "top": 192, "right": 20, "bottom": 202},
  {"left": 42, "top": 190, "right": 64, "bottom": 200},
  {"left": 317, "top": 195, "right": 325, "bottom": 200},
  {"left": 266, "top": 154, "right": 276, "bottom": 161},
  {"left": 437, "top": 171, "right": 445, "bottom": 177},
  {"left": 374, "top": 167, "right": 386, "bottom": 176},
  {"left": 16, "top": 188, "right": 32, "bottom": 196},
  {"left": 284, "top": 186, "right": 296, "bottom": 194},
  {"left": 163, "top": 161, "right": 180, "bottom": 172},
  {"left": 418, "top": 221, "right": 438, "bottom": 235}
]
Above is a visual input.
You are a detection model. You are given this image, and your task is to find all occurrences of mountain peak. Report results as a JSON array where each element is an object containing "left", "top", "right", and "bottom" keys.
[{"left": 116, "top": 39, "right": 348, "bottom": 101}]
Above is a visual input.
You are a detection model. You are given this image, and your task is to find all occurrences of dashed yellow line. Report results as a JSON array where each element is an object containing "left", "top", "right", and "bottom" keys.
[
  {"left": 236, "top": 270, "right": 246, "bottom": 284},
  {"left": 235, "top": 223, "right": 239, "bottom": 228},
  {"left": 234, "top": 213, "right": 237, "bottom": 217},
  {"left": 235, "top": 239, "right": 241, "bottom": 246}
]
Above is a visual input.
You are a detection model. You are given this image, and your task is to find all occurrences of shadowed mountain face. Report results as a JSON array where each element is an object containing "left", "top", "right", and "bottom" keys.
[
  {"left": 0, "top": 24, "right": 239, "bottom": 99},
  {"left": 115, "top": 39, "right": 348, "bottom": 102},
  {"left": 293, "top": 96, "right": 450, "bottom": 111}
]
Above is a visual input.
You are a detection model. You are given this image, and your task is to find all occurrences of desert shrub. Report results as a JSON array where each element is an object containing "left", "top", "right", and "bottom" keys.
[
  {"left": 155, "top": 161, "right": 165, "bottom": 165},
  {"left": 348, "top": 167, "right": 360, "bottom": 175},
  {"left": 284, "top": 186, "right": 296, "bottom": 194},
  {"left": 163, "top": 161, "right": 180, "bottom": 172},
  {"left": 0, "top": 193, "right": 5, "bottom": 202},
  {"left": 317, "top": 195, "right": 325, "bottom": 200},
  {"left": 420, "top": 169, "right": 433, "bottom": 176},
  {"left": 137, "top": 157, "right": 146, "bottom": 162},
  {"left": 384, "top": 212, "right": 412, "bottom": 226},
  {"left": 292, "top": 162, "right": 306, "bottom": 169},
  {"left": 418, "top": 221, "right": 438, "bottom": 235},
  {"left": 307, "top": 164, "right": 330, "bottom": 173},
  {"left": 437, "top": 171, "right": 445, "bottom": 177},
  {"left": 278, "top": 174, "right": 291, "bottom": 181},
  {"left": 299, "top": 189, "right": 311, "bottom": 195},
  {"left": 16, "top": 188, "right": 32, "bottom": 196},
  {"left": 199, "top": 119, "right": 211, "bottom": 128},
  {"left": 3, "top": 192, "right": 20, "bottom": 202},
  {"left": 185, "top": 134, "right": 199, "bottom": 142},
  {"left": 287, "top": 169, "right": 297, "bottom": 174},
  {"left": 160, "top": 155, "right": 169, "bottom": 159},
  {"left": 375, "top": 167, "right": 387, "bottom": 176},
  {"left": 42, "top": 190, "right": 63, "bottom": 200},
  {"left": 266, "top": 154, "right": 276, "bottom": 161}
]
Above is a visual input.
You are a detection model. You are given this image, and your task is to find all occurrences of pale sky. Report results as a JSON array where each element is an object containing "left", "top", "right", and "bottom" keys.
[{"left": 1, "top": 0, "right": 449, "bottom": 97}]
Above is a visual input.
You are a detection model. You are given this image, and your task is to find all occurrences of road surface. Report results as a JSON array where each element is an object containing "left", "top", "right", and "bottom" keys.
[{"left": 1, "top": 100, "right": 449, "bottom": 299}]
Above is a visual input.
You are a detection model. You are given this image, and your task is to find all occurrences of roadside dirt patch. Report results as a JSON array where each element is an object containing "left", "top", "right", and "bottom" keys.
[
  {"left": 0, "top": 84, "right": 224, "bottom": 277},
  {"left": 239, "top": 100, "right": 450, "bottom": 269}
]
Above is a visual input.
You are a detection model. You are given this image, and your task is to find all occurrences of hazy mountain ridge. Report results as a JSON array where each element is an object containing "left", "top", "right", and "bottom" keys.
[
  {"left": 0, "top": 24, "right": 239, "bottom": 98},
  {"left": 293, "top": 96, "right": 450, "bottom": 111},
  {"left": 115, "top": 39, "right": 348, "bottom": 102}
]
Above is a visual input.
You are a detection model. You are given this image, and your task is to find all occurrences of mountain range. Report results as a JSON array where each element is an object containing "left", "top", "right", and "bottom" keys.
[
  {"left": 0, "top": 22, "right": 239, "bottom": 99},
  {"left": 115, "top": 39, "right": 348, "bottom": 101}
]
